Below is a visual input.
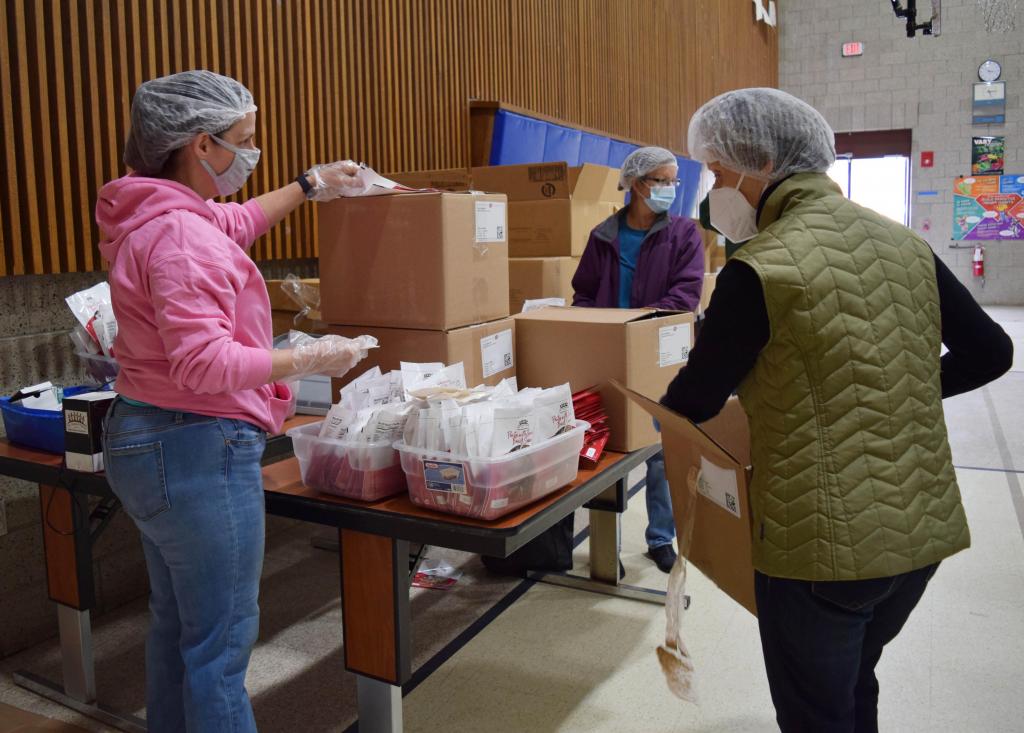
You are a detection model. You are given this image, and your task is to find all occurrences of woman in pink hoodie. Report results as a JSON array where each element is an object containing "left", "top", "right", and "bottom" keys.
[{"left": 96, "top": 71, "right": 366, "bottom": 732}]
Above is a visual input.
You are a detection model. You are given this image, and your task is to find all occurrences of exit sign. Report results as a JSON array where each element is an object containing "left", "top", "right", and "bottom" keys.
[{"left": 842, "top": 42, "right": 864, "bottom": 57}]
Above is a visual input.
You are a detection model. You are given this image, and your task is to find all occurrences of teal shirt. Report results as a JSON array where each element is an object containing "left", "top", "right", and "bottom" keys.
[{"left": 617, "top": 223, "right": 647, "bottom": 308}]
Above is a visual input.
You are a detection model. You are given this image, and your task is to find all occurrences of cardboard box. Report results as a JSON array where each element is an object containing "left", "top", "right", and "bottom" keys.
[
  {"left": 325, "top": 317, "right": 517, "bottom": 395},
  {"left": 385, "top": 168, "right": 472, "bottom": 192},
  {"left": 614, "top": 384, "right": 755, "bottom": 615},
  {"left": 63, "top": 391, "right": 117, "bottom": 472},
  {"left": 700, "top": 273, "right": 716, "bottom": 313},
  {"left": 514, "top": 307, "right": 694, "bottom": 452},
  {"left": 472, "top": 163, "right": 624, "bottom": 257},
  {"left": 508, "top": 257, "right": 579, "bottom": 314},
  {"left": 318, "top": 192, "right": 510, "bottom": 330},
  {"left": 265, "top": 278, "right": 322, "bottom": 336}
]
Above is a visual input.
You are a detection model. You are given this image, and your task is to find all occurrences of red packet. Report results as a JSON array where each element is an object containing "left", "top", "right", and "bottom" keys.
[
  {"left": 580, "top": 430, "right": 610, "bottom": 467},
  {"left": 412, "top": 572, "right": 459, "bottom": 590}
]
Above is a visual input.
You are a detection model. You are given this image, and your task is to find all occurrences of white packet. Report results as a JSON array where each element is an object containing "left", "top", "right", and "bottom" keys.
[
  {"left": 401, "top": 362, "right": 444, "bottom": 399},
  {"left": 359, "top": 402, "right": 414, "bottom": 445},
  {"left": 406, "top": 362, "right": 467, "bottom": 400},
  {"left": 462, "top": 402, "right": 495, "bottom": 458},
  {"left": 532, "top": 383, "right": 576, "bottom": 442},
  {"left": 439, "top": 399, "right": 465, "bottom": 454},
  {"left": 96, "top": 301, "right": 118, "bottom": 358},
  {"left": 318, "top": 404, "right": 359, "bottom": 440},
  {"left": 340, "top": 366, "right": 383, "bottom": 410},
  {"left": 65, "top": 282, "right": 112, "bottom": 351},
  {"left": 521, "top": 297, "right": 565, "bottom": 313},
  {"left": 490, "top": 401, "right": 534, "bottom": 457},
  {"left": 387, "top": 371, "right": 404, "bottom": 403}
]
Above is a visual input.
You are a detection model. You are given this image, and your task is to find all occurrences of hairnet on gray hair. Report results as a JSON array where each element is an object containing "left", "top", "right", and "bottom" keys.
[
  {"left": 687, "top": 88, "right": 835, "bottom": 182},
  {"left": 124, "top": 70, "right": 257, "bottom": 176},
  {"left": 618, "top": 146, "right": 678, "bottom": 190}
]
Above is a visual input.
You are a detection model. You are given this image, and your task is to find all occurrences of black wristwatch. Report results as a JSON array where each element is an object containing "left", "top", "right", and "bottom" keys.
[{"left": 295, "top": 172, "right": 315, "bottom": 198}]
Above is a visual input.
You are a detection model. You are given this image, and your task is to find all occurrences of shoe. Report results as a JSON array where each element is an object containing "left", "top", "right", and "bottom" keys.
[{"left": 647, "top": 544, "right": 677, "bottom": 574}]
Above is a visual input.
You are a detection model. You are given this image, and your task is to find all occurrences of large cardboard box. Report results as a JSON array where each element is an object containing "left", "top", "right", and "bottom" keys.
[
  {"left": 508, "top": 257, "right": 579, "bottom": 314},
  {"left": 472, "top": 162, "right": 624, "bottom": 258},
  {"left": 385, "top": 168, "right": 472, "bottom": 192},
  {"left": 265, "top": 278, "right": 321, "bottom": 336},
  {"left": 325, "top": 317, "right": 516, "bottom": 395},
  {"left": 318, "top": 192, "right": 509, "bottom": 330},
  {"left": 614, "top": 384, "right": 756, "bottom": 615},
  {"left": 514, "top": 307, "right": 694, "bottom": 452}
]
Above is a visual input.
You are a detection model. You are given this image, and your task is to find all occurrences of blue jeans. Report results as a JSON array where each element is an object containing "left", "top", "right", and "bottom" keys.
[
  {"left": 754, "top": 563, "right": 939, "bottom": 733},
  {"left": 644, "top": 451, "right": 675, "bottom": 549},
  {"left": 102, "top": 399, "right": 266, "bottom": 733}
]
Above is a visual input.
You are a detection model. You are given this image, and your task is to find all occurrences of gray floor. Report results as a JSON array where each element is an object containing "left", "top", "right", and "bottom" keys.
[{"left": 3, "top": 308, "right": 1023, "bottom": 732}]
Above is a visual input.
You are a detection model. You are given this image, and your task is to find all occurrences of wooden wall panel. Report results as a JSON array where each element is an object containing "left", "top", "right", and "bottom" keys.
[{"left": 0, "top": 0, "right": 776, "bottom": 276}]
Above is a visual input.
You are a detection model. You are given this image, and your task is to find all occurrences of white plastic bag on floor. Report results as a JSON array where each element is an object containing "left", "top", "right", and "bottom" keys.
[{"left": 657, "top": 466, "right": 700, "bottom": 703}]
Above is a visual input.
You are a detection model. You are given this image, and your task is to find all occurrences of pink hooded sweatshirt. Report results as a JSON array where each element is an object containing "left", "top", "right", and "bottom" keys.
[{"left": 96, "top": 174, "right": 292, "bottom": 434}]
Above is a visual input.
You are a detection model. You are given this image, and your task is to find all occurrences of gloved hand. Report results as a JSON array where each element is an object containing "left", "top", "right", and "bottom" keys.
[
  {"left": 305, "top": 160, "right": 366, "bottom": 201},
  {"left": 290, "top": 334, "right": 369, "bottom": 377}
]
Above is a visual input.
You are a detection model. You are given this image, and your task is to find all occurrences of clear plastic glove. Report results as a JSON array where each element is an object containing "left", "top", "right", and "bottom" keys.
[
  {"left": 306, "top": 160, "right": 366, "bottom": 201},
  {"left": 290, "top": 334, "right": 375, "bottom": 378}
]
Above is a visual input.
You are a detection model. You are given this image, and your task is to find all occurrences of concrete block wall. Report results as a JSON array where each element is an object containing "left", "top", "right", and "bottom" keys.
[
  {"left": 779, "top": 0, "right": 1024, "bottom": 305},
  {"left": 0, "top": 258, "right": 315, "bottom": 658}
]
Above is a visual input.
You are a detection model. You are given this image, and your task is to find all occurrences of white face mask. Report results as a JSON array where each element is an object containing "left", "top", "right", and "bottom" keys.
[
  {"left": 707, "top": 174, "right": 760, "bottom": 244},
  {"left": 200, "top": 134, "right": 261, "bottom": 197}
]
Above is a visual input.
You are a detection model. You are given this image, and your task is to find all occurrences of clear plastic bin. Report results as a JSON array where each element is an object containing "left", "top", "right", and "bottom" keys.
[
  {"left": 76, "top": 351, "right": 119, "bottom": 385},
  {"left": 395, "top": 420, "right": 589, "bottom": 520},
  {"left": 286, "top": 421, "right": 406, "bottom": 501}
]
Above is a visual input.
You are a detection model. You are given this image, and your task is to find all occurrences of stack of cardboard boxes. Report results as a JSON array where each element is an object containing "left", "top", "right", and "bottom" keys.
[
  {"left": 391, "top": 162, "right": 625, "bottom": 315},
  {"left": 317, "top": 190, "right": 517, "bottom": 396},
  {"left": 473, "top": 162, "right": 624, "bottom": 314}
]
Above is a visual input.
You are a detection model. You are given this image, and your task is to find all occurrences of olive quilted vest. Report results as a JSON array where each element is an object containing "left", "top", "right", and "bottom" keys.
[{"left": 732, "top": 173, "right": 970, "bottom": 581}]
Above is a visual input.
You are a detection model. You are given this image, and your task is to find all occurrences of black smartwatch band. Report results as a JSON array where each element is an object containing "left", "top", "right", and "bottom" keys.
[{"left": 295, "top": 172, "right": 314, "bottom": 198}]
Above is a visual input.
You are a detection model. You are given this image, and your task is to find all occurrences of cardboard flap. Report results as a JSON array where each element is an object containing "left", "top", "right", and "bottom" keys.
[
  {"left": 514, "top": 306, "right": 657, "bottom": 325},
  {"left": 609, "top": 380, "right": 743, "bottom": 469},
  {"left": 385, "top": 168, "right": 472, "bottom": 191},
  {"left": 569, "top": 163, "right": 623, "bottom": 203},
  {"left": 471, "top": 163, "right": 571, "bottom": 201}
]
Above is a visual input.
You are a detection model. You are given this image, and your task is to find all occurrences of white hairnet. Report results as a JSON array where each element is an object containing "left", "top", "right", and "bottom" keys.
[
  {"left": 619, "top": 146, "right": 678, "bottom": 190},
  {"left": 687, "top": 88, "right": 835, "bottom": 182},
  {"left": 124, "top": 70, "right": 257, "bottom": 176}
]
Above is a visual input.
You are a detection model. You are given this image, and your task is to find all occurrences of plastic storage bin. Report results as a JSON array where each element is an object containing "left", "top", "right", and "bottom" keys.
[
  {"left": 0, "top": 385, "right": 103, "bottom": 454},
  {"left": 76, "top": 351, "right": 120, "bottom": 385},
  {"left": 287, "top": 421, "right": 406, "bottom": 501},
  {"left": 395, "top": 420, "right": 589, "bottom": 520}
]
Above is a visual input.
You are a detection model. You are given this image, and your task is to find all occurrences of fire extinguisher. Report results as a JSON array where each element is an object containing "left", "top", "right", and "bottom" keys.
[{"left": 972, "top": 244, "right": 985, "bottom": 281}]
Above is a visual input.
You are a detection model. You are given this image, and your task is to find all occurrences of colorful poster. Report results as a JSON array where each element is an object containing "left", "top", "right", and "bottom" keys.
[
  {"left": 971, "top": 136, "right": 1005, "bottom": 176},
  {"left": 953, "top": 175, "right": 1024, "bottom": 241}
]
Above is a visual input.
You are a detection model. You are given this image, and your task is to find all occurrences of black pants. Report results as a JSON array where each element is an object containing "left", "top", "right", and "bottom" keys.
[{"left": 754, "top": 563, "right": 939, "bottom": 733}]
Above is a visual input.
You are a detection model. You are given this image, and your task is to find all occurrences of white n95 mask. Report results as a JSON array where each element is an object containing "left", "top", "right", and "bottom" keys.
[
  {"left": 201, "top": 134, "right": 261, "bottom": 197},
  {"left": 708, "top": 175, "right": 759, "bottom": 244}
]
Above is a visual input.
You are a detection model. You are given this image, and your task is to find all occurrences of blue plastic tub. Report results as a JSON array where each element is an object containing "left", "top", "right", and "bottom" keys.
[{"left": 0, "top": 385, "right": 103, "bottom": 454}]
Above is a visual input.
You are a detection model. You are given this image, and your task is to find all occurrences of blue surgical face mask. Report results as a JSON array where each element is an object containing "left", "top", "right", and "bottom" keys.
[
  {"left": 644, "top": 184, "right": 676, "bottom": 214},
  {"left": 200, "top": 134, "right": 261, "bottom": 197}
]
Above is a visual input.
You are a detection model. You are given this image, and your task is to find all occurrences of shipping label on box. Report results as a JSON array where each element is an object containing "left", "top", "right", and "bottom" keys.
[
  {"left": 612, "top": 382, "right": 756, "bottom": 615},
  {"left": 480, "top": 328, "right": 514, "bottom": 379},
  {"left": 475, "top": 201, "right": 507, "bottom": 243},
  {"left": 658, "top": 323, "right": 692, "bottom": 367}
]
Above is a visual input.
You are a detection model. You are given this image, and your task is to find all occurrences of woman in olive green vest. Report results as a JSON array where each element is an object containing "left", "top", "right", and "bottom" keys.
[{"left": 661, "top": 87, "right": 1013, "bottom": 733}]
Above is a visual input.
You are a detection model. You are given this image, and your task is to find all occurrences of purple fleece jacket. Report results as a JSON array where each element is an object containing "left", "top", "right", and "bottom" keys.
[{"left": 571, "top": 209, "right": 704, "bottom": 311}]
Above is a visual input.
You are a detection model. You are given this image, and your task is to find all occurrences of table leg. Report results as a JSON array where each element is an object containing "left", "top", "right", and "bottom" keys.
[
  {"left": 588, "top": 479, "right": 624, "bottom": 584},
  {"left": 57, "top": 605, "right": 96, "bottom": 702},
  {"left": 356, "top": 675, "right": 403, "bottom": 733},
  {"left": 339, "top": 528, "right": 411, "bottom": 732}
]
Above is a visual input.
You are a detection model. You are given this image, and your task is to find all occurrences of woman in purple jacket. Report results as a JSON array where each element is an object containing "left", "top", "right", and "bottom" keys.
[{"left": 572, "top": 146, "right": 704, "bottom": 573}]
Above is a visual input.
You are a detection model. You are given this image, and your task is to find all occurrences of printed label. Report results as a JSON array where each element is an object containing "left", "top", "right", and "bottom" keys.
[
  {"left": 480, "top": 328, "right": 514, "bottom": 378},
  {"left": 423, "top": 460, "right": 468, "bottom": 495},
  {"left": 698, "top": 457, "right": 742, "bottom": 519},
  {"left": 475, "top": 201, "right": 507, "bottom": 242},
  {"left": 64, "top": 410, "right": 90, "bottom": 435},
  {"left": 658, "top": 323, "right": 691, "bottom": 367}
]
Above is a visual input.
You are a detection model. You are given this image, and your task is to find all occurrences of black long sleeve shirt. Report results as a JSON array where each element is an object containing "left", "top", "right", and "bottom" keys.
[{"left": 661, "top": 253, "right": 1015, "bottom": 423}]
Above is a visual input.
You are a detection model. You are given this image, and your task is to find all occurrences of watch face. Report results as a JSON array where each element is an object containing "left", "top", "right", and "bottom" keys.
[{"left": 979, "top": 59, "right": 1001, "bottom": 82}]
